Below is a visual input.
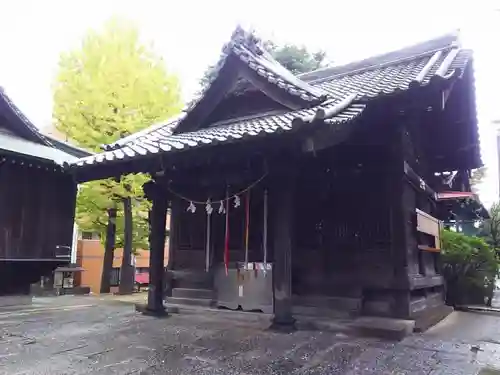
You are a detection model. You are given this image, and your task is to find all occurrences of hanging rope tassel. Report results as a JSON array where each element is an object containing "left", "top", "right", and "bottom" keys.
[
  {"left": 244, "top": 190, "right": 250, "bottom": 273},
  {"left": 224, "top": 189, "right": 230, "bottom": 276},
  {"left": 263, "top": 189, "right": 268, "bottom": 277}
]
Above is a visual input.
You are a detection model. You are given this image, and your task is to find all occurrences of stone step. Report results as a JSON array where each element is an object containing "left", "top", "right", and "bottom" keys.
[
  {"left": 413, "top": 304, "right": 453, "bottom": 332},
  {"left": 297, "top": 315, "right": 415, "bottom": 340},
  {"left": 172, "top": 288, "right": 213, "bottom": 300},
  {"left": 293, "top": 295, "right": 361, "bottom": 314},
  {"left": 292, "top": 305, "right": 351, "bottom": 319},
  {"left": 165, "top": 296, "right": 214, "bottom": 308}
]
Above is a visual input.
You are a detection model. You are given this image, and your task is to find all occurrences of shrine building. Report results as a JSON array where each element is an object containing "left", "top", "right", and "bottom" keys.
[{"left": 66, "top": 28, "right": 481, "bottom": 330}]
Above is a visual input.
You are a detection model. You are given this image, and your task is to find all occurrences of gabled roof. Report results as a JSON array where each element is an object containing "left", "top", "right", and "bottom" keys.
[
  {"left": 68, "top": 29, "right": 478, "bottom": 176},
  {"left": 227, "top": 28, "right": 328, "bottom": 102},
  {"left": 0, "top": 88, "right": 92, "bottom": 164},
  {"left": 170, "top": 27, "right": 330, "bottom": 135}
]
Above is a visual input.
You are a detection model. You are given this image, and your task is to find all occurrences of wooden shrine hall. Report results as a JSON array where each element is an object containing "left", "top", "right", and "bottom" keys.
[
  {"left": 0, "top": 87, "right": 90, "bottom": 297},
  {"left": 67, "top": 28, "right": 481, "bottom": 329}
]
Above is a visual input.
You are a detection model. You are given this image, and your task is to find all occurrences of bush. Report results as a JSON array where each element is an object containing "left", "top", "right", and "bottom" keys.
[{"left": 441, "top": 230, "right": 498, "bottom": 306}]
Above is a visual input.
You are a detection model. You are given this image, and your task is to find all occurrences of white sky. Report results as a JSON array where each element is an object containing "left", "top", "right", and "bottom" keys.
[{"left": 0, "top": 0, "right": 499, "bottom": 204}]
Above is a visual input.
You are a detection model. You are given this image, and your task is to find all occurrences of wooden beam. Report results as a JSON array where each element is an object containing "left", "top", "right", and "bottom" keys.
[
  {"left": 174, "top": 54, "right": 241, "bottom": 134},
  {"left": 239, "top": 64, "right": 307, "bottom": 110},
  {"left": 301, "top": 118, "right": 360, "bottom": 154},
  {"left": 269, "top": 163, "right": 296, "bottom": 331},
  {"left": 403, "top": 161, "right": 437, "bottom": 199},
  {"left": 418, "top": 245, "right": 440, "bottom": 253}
]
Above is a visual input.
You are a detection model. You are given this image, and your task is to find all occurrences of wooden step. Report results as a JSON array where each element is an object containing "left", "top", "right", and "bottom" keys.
[
  {"left": 165, "top": 296, "right": 214, "bottom": 308},
  {"left": 172, "top": 288, "right": 213, "bottom": 300},
  {"left": 171, "top": 270, "right": 213, "bottom": 289}
]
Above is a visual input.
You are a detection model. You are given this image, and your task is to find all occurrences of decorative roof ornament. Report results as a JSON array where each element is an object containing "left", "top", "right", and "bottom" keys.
[{"left": 229, "top": 25, "right": 264, "bottom": 56}]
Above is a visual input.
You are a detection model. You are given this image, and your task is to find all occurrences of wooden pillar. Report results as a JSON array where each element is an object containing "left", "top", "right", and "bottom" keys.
[
  {"left": 270, "top": 167, "right": 296, "bottom": 331},
  {"left": 143, "top": 180, "right": 168, "bottom": 316},
  {"left": 389, "top": 126, "right": 411, "bottom": 318}
]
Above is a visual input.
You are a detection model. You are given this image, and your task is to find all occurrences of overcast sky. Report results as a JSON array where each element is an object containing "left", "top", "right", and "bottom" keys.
[{"left": 0, "top": 0, "right": 499, "bottom": 204}]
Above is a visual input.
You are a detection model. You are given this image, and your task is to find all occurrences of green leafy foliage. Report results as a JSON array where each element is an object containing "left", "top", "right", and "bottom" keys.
[
  {"left": 53, "top": 17, "right": 181, "bottom": 251},
  {"left": 441, "top": 230, "right": 498, "bottom": 306},
  {"left": 265, "top": 41, "right": 327, "bottom": 75},
  {"left": 479, "top": 202, "right": 500, "bottom": 253},
  {"left": 53, "top": 18, "right": 181, "bottom": 150}
]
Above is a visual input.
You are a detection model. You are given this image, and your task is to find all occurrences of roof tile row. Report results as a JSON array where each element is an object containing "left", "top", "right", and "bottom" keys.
[
  {"left": 69, "top": 31, "right": 473, "bottom": 171},
  {"left": 76, "top": 100, "right": 366, "bottom": 166}
]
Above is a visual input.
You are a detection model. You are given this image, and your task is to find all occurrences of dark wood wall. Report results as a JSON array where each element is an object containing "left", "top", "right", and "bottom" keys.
[
  {"left": 0, "top": 160, "right": 77, "bottom": 261},
  {"left": 167, "top": 102, "right": 447, "bottom": 318},
  {"left": 292, "top": 145, "right": 393, "bottom": 299}
]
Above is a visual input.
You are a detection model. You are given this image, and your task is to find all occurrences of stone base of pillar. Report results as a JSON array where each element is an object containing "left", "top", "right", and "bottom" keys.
[
  {"left": 135, "top": 303, "right": 170, "bottom": 318},
  {"left": 269, "top": 316, "right": 297, "bottom": 333}
]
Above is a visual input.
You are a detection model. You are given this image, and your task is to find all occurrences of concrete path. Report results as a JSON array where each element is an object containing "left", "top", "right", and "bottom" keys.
[{"left": 1, "top": 295, "right": 500, "bottom": 374}]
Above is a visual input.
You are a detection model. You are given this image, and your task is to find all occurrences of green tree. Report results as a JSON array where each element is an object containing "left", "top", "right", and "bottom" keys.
[
  {"left": 441, "top": 230, "right": 498, "bottom": 306},
  {"left": 479, "top": 202, "right": 500, "bottom": 253},
  {"left": 53, "top": 18, "right": 181, "bottom": 271},
  {"left": 470, "top": 166, "right": 487, "bottom": 194},
  {"left": 265, "top": 41, "right": 327, "bottom": 74},
  {"left": 200, "top": 39, "right": 328, "bottom": 89}
]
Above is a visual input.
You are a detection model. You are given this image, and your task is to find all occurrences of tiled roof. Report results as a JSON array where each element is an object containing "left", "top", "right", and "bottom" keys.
[
  {"left": 0, "top": 131, "right": 78, "bottom": 165},
  {"left": 74, "top": 98, "right": 366, "bottom": 167},
  {"left": 315, "top": 48, "right": 470, "bottom": 101},
  {"left": 0, "top": 87, "right": 92, "bottom": 159},
  {"left": 68, "top": 30, "right": 474, "bottom": 171},
  {"left": 231, "top": 37, "right": 327, "bottom": 102}
]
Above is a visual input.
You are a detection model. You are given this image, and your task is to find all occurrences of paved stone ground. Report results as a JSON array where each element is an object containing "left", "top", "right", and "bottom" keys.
[{"left": 1, "top": 296, "right": 500, "bottom": 374}]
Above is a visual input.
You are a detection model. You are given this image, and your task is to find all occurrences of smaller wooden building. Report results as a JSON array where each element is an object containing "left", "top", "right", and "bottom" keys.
[
  {"left": 68, "top": 28, "right": 481, "bottom": 329},
  {"left": 0, "top": 88, "right": 90, "bottom": 296}
]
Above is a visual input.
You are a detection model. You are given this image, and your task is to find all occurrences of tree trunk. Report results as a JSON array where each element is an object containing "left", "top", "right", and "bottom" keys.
[
  {"left": 119, "top": 197, "right": 135, "bottom": 294},
  {"left": 100, "top": 207, "right": 117, "bottom": 294}
]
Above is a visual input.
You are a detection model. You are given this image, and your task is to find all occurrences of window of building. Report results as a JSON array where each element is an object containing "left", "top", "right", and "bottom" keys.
[
  {"left": 110, "top": 268, "right": 120, "bottom": 286},
  {"left": 81, "top": 232, "right": 100, "bottom": 240}
]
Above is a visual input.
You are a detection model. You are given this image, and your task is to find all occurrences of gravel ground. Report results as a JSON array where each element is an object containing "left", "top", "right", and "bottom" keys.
[{"left": 0, "top": 295, "right": 500, "bottom": 374}]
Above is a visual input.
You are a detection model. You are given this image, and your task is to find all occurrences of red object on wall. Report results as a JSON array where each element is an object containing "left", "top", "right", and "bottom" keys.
[{"left": 135, "top": 272, "right": 149, "bottom": 285}]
